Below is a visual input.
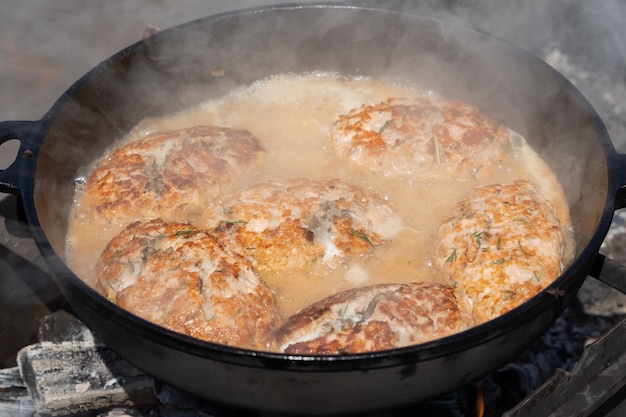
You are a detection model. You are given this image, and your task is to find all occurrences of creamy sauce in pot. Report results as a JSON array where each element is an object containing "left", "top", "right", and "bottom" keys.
[{"left": 66, "top": 73, "right": 574, "bottom": 318}]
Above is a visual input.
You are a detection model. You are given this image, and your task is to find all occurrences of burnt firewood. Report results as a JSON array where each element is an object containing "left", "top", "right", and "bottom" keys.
[
  {"left": 17, "top": 341, "right": 156, "bottom": 416},
  {"left": 0, "top": 366, "right": 35, "bottom": 417}
]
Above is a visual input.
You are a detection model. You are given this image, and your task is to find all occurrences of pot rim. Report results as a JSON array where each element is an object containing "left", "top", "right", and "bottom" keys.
[{"left": 16, "top": 1, "right": 622, "bottom": 371}]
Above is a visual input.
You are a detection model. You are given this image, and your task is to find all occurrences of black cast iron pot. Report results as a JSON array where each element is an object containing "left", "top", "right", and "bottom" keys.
[{"left": 2, "top": 3, "right": 626, "bottom": 415}]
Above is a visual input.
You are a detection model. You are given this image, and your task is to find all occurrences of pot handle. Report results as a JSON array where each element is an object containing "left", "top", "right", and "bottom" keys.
[
  {"left": 588, "top": 253, "right": 626, "bottom": 294},
  {"left": 0, "top": 120, "right": 37, "bottom": 194},
  {"left": 614, "top": 153, "right": 626, "bottom": 210}
]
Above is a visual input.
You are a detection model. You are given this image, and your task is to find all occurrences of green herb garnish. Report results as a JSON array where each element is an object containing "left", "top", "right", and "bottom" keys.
[
  {"left": 351, "top": 229, "right": 375, "bottom": 246},
  {"left": 446, "top": 248, "right": 458, "bottom": 263},
  {"left": 175, "top": 229, "right": 199, "bottom": 238}
]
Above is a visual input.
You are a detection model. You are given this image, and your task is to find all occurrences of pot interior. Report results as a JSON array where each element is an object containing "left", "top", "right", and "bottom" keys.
[{"left": 33, "top": 5, "right": 611, "bottom": 307}]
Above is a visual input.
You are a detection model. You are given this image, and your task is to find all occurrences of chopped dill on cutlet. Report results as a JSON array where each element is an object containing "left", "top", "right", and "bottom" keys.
[
  {"left": 350, "top": 229, "right": 375, "bottom": 246},
  {"left": 446, "top": 248, "right": 457, "bottom": 263},
  {"left": 175, "top": 228, "right": 199, "bottom": 238}
]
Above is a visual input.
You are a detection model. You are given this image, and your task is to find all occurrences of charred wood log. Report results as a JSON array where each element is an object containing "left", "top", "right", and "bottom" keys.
[{"left": 17, "top": 342, "right": 156, "bottom": 416}]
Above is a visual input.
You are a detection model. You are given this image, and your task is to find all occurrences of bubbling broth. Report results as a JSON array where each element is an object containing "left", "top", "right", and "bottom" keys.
[{"left": 66, "top": 73, "right": 573, "bottom": 333}]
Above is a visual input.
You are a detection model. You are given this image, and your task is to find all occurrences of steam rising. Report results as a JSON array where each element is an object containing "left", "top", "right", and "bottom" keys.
[
  {"left": 354, "top": 0, "right": 626, "bottom": 150},
  {"left": 356, "top": 0, "right": 625, "bottom": 75},
  {"left": 2, "top": 1, "right": 625, "bottom": 261},
  {"left": 2, "top": 0, "right": 624, "bottom": 122}
]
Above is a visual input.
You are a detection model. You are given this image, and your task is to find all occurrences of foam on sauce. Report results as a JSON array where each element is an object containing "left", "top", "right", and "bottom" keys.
[{"left": 66, "top": 72, "right": 574, "bottom": 318}]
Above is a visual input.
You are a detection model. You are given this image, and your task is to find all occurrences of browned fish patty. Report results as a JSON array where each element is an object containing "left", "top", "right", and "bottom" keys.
[
  {"left": 274, "top": 282, "right": 474, "bottom": 354},
  {"left": 203, "top": 178, "right": 404, "bottom": 273},
  {"left": 436, "top": 180, "right": 564, "bottom": 323},
  {"left": 330, "top": 97, "right": 513, "bottom": 179},
  {"left": 96, "top": 219, "right": 281, "bottom": 350},
  {"left": 82, "top": 125, "right": 265, "bottom": 222}
]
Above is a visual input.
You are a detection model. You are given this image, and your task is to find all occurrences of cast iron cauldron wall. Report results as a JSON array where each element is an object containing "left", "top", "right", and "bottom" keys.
[{"left": 16, "top": 4, "right": 617, "bottom": 415}]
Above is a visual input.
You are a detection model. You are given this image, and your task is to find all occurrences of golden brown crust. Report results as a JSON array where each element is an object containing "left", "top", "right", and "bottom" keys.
[
  {"left": 274, "top": 282, "right": 474, "bottom": 354},
  {"left": 330, "top": 97, "right": 512, "bottom": 179},
  {"left": 97, "top": 219, "right": 281, "bottom": 350},
  {"left": 436, "top": 180, "right": 564, "bottom": 323},
  {"left": 203, "top": 178, "right": 404, "bottom": 273},
  {"left": 82, "top": 125, "right": 265, "bottom": 222}
]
